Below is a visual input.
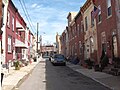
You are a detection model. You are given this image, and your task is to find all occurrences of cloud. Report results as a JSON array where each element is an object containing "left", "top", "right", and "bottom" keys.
[
  {"left": 31, "top": 3, "right": 37, "bottom": 8},
  {"left": 12, "top": 0, "right": 86, "bottom": 44}
]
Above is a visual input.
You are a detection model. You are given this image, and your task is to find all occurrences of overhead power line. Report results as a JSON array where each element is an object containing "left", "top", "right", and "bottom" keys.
[
  {"left": 21, "top": 0, "right": 36, "bottom": 32},
  {"left": 18, "top": 0, "right": 36, "bottom": 34}
]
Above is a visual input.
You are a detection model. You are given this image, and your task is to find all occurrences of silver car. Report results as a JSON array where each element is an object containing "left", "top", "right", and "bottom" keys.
[{"left": 51, "top": 54, "right": 66, "bottom": 66}]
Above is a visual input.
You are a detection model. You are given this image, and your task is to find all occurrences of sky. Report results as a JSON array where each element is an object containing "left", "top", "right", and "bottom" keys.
[{"left": 12, "top": 0, "right": 86, "bottom": 45}]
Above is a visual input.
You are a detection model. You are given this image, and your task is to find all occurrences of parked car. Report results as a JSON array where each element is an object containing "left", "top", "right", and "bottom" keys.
[{"left": 51, "top": 54, "right": 66, "bottom": 66}]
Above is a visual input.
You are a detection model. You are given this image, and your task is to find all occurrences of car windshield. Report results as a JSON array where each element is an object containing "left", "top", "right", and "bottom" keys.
[{"left": 54, "top": 55, "right": 64, "bottom": 59}]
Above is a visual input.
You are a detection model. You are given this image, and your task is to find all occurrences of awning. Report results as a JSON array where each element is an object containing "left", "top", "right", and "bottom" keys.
[
  {"left": 15, "top": 39, "right": 28, "bottom": 48},
  {"left": 16, "top": 20, "right": 25, "bottom": 31}
]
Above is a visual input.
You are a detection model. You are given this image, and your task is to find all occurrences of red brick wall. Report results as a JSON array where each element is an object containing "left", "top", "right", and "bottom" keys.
[
  {"left": 95, "top": 0, "right": 118, "bottom": 62},
  {"left": 75, "top": 12, "right": 84, "bottom": 64},
  {"left": 6, "top": 0, "right": 16, "bottom": 63},
  {"left": 0, "top": 0, "right": 2, "bottom": 29}
]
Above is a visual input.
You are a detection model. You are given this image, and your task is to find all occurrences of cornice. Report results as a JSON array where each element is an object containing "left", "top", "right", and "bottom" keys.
[{"left": 81, "top": 0, "right": 93, "bottom": 13}]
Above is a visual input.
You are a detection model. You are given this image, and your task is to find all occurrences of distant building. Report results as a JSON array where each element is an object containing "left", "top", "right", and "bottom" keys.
[{"left": 41, "top": 45, "right": 55, "bottom": 56}]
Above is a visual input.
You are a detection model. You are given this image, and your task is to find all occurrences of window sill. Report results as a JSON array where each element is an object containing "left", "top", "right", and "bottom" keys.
[
  {"left": 107, "top": 15, "right": 112, "bottom": 19},
  {"left": 98, "top": 21, "right": 102, "bottom": 25},
  {"left": 8, "top": 51, "right": 12, "bottom": 54},
  {"left": 91, "top": 25, "right": 95, "bottom": 28},
  {"left": 7, "top": 26, "right": 10, "bottom": 29}
]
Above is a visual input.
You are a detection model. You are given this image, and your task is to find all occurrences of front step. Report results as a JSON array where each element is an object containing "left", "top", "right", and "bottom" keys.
[
  {"left": 102, "top": 64, "right": 113, "bottom": 74},
  {"left": 109, "top": 68, "right": 120, "bottom": 76}
]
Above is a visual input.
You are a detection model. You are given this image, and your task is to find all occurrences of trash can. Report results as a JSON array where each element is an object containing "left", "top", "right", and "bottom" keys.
[
  {"left": 1, "top": 73, "right": 4, "bottom": 86},
  {"left": 33, "top": 57, "right": 37, "bottom": 62}
]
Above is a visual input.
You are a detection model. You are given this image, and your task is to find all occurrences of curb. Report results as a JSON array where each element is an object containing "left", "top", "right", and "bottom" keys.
[
  {"left": 11, "top": 68, "right": 34, "bottom": 90},
  {"left": 66, "top": 63, "right": 114, "bottom": 90},
  {"left": 12, "top": 62, "right": 40, "bottom": 90}
]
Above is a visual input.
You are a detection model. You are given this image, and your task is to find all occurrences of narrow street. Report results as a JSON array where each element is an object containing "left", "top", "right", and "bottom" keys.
[{"left": 15, "top": 58, "right": 111, "bottom": 90}]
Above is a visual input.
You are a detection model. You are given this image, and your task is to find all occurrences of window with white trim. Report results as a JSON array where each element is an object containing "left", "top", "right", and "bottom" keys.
[
  {"left": 12, "top": 16, "right": 14, "bottom": 31},
  {"left": 7, "top": 11, "right": 10, "bottom": 27},
  {"left": 107, "top": 0, "right": 112, "bottom": 16},
  {"left": 2, "top": 4, "right": 4, "bottom": 27},
  {"left": 8, "top": 36, "right": 12, "bottom": 52},
  {"left": 98, "top": 5, "right": 102, "bottom": 22}
]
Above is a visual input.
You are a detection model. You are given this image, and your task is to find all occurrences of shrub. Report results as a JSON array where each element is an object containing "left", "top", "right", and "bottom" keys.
[
  {"left": 84, "top": 59, "right": 94, "bottom": 69},
  {"left": 100, "top": 55, "right": 109, "bottom": 70},
  {"left": 14, "top": 60, "right": 20, "bottom": 70}
]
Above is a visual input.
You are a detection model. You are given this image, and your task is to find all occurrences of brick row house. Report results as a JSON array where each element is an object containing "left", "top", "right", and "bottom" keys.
[
  {"left": 60, "top": 0, "right": 120, "bottom": 69},
  {"left": 1, "top": 0, "right": 36, "bottom": 69}
]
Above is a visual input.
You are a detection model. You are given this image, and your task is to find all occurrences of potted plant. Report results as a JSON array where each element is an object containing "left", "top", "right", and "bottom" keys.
[
  {"left": 85, "top": 58, "right": 93, "bottom": 69},
  {"left": 14, "top": 60, "right": 20, "bottom": 70}
]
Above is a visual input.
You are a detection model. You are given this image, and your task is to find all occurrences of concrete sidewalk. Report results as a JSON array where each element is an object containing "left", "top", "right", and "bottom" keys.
[
  {"left": 66, "top": 62, "right": 120, "bottom": 90},
  {"left": 2, "top": 58, "right": 41, "bottom": 90}
]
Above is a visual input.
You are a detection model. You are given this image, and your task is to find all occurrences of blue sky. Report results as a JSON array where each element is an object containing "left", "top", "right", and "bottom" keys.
[{"left": 12, "top": 0, "right": 86, "bottom": 45}]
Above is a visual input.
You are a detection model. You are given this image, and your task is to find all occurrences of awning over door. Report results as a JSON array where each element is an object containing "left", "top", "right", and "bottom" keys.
[{"left": 15, "top": 39, "right": 28, "bottom": 48}]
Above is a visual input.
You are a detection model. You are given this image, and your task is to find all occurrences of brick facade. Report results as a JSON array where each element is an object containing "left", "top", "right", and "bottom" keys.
[
  {"left": 95, "top": 0, "right": 119, "bottom": 63},
  {"left": 5, "top": 0, "right": 16, "bottom": 63},
  {"left": 75, "top": 11, "right": 84, "bottom": 65},
  {"left": 60, "top": 0, "right": 120, "bottom": 66}
]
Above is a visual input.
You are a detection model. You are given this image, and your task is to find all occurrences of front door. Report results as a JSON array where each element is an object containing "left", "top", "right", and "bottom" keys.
[{"left": 112, "top": 36, "right": 118, "bottom": 57}]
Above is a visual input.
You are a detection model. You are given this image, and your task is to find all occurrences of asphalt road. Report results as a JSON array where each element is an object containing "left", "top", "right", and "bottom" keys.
[{"left": 16, "top": 59, "right": 111, "bottom": 90}]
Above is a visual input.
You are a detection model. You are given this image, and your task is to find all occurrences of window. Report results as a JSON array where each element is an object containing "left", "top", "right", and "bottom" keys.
[
  {"left": 7, "top": 11, "right": 10, "bottom": 27},
  {"left": 77, "top": 24, "right": 79, "bottom": 31},
  {"left": 75, "top": 26, "right": 76, "bottom": 36},
  {"left": 79, "top": 41, "right": 82, "bottom": 54},
  {"left": 91, "top": 11, "right": 94, "bottom": 27},
  {"left": 98, "top": 5, "right": 102, "bottom": 22},
  {"left": 2, "top": 4, "right": 4, "bottom": 27},
  {"left": 90, "top": 37, "right": 94, "bottom": 53},
  {"left": 85, "top": 16, "right": 88, "bottom": 31},
  {"left": 8, "top": 36, "right": 12, "bottom": 52},
  {"left": 12, "top": 16, "right": 14, "bottom": 31},
  {"left": 107, "top": 0, "right": 112, "bottom": 16},
  {"left": 81, "top": 21, "right": 83, "bottom": 32},
  {"left": 77, "top": 24, "right": 80, "bottom": 35},
  {"left": 119, "top": 0, "right": 120, "bottom": 10}
]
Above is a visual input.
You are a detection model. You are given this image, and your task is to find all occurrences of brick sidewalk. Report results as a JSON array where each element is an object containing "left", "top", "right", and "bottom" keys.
[{"left": 66, "top": 62, "right": 120, "bottom": 90}]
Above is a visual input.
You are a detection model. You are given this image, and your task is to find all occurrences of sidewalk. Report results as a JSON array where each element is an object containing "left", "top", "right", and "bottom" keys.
[
  {"left": 2, "top": 58, "right": 41, "bottom": 90},
  {"left": 66, "top": 62, "right": 120, "bottom": 90}
]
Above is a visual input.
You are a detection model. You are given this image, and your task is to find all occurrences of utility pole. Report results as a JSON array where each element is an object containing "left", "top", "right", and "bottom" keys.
[
  {"left": 39, "top": 35, "right": 42, "bottom": 55},
  {"left": 36, "top": 23, "right": 39, "bottom": 53}
]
